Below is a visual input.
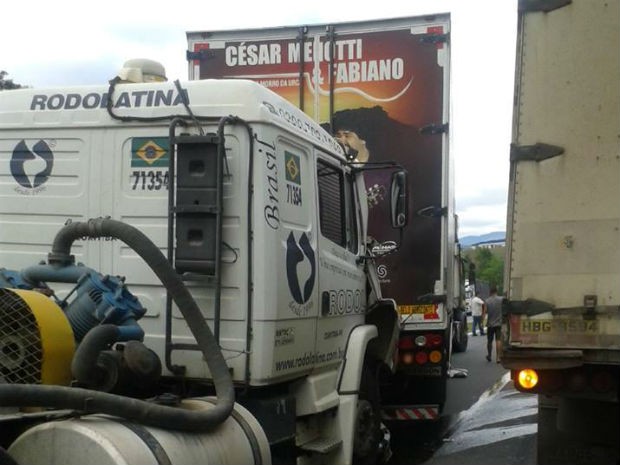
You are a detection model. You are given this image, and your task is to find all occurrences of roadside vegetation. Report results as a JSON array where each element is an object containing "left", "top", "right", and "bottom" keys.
[
  {"left": 0, "top": 71, "right": 25, "bottom": 90},
  {"left": 464, "top": 246, "right": 505, "bottom": 294}
]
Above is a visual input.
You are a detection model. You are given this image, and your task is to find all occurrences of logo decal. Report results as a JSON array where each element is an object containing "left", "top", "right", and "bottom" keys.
[
  {"left": 286, "top": 231, "right": 316, "bottom": 305},
  {"left": 377, "top": 264, "right": 388, "bottom": 279},
  {"left": 10, "top": 140, "right": 54, "bottom": 190},
  {"left": 131, "top": 138, "right": 169, "bottom": 167},
  {"left": 285, "top": 151, "right": 301, "bottom": 184}
]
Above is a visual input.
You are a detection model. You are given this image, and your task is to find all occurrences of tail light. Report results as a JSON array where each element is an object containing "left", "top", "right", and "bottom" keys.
[
  {"left": 516, "top": 369, "right": 539, "bottom": 390},
  {"left": 427, "top": 334, "right": 443, "bottom": 348},
  {"left": 429, "top": 350, "right": 442, "bottom": 363},
  {"left": 514, "top": 367, "right": 617, "bottom": 394},
  {"left": 398, "top": 333, "right": 445, "bottom": 367},
  {"left": 414, "top": 351, "right": 428, "bottom": 365}
]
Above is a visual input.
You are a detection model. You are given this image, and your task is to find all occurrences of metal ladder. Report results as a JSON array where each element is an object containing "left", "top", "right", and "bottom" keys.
[{"left": 164, "top": 121, "right": 225, "bottom": 375}]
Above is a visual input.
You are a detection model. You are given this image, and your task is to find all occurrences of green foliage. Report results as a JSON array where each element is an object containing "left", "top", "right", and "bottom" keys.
[
  {"left": 0, "top": 71, "right": 25, "bottom": 90},
  {"left": 465, "top": 247, "right": 505, "bottom": 293}
]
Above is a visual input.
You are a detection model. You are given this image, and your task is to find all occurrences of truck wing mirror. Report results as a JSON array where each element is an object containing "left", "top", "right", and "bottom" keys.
[{"left": 390, "top": 170, "right": 408, "bottom": 229}]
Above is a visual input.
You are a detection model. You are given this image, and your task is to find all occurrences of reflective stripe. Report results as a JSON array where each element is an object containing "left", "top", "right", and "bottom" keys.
[{"left": 382, "top": 406, "right": 439, "bottom": 421}]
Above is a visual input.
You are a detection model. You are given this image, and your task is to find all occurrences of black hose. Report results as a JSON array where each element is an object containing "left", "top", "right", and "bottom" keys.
[
  {"left": 1, "top": 217, "right": 235, "bottom": 431},
  {"left": 71, "top": 324, "right": 120, "bottom": 388},
  {"left": 0, "top": 384, "right": 227, "bottom": 432}
]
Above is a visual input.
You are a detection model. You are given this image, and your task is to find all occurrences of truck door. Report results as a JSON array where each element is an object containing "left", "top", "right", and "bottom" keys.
[{"left": 314, "top": 153, "right": 366, "bottom": 370}]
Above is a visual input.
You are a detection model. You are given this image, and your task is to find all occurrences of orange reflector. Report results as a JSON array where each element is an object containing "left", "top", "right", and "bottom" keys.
[
  {"left": 429, "top": 350, "right": 442, "bottom": 363},
  {"left": 401, "top": 351, "right": 414, "bottom": 365},
  {"left": 517, "top": 369, "right": 539, "bottom": 389}
]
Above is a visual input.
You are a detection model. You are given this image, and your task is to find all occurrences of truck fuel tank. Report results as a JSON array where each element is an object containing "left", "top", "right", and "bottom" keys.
[{"left": 8, "top": 398, "right": 271, "bottom": 465}]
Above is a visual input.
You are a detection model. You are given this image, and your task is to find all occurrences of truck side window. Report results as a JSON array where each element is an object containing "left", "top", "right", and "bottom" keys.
[
  {"left": 317, "top": 160, "right": 345, "bottom": 247},
  {"left": 317, "top": 160, "right": 358, "bottom": 254}
]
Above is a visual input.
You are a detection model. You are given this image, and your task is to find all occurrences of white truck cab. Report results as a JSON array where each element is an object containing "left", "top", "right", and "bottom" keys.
[{"left": 0, "top": 76, "right": 404, "bottom": 464}]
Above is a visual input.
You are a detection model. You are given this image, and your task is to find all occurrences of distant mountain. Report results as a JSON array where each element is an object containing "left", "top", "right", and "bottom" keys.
[{"left": 460, "top": 231, "right": 505, "bottom": 247}]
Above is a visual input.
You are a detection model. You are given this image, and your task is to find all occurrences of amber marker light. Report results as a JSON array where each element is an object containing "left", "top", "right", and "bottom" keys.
[
  {"left": 517, "top": 369, "right": 539, "bottom": 389},
  {"left": 429, "top": 350, "right": 442, "bottom": 363}
]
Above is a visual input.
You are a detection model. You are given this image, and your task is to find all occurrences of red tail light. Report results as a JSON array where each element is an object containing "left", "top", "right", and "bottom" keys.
[
  {"left": 399, "top": 336, "right": 414, "bottom": 350},
  {"left": 427, "top": 334, "right": 443, "bottom": 348},
  {"left": 415, "top": 351, "right": 429, "bottom": 365}
]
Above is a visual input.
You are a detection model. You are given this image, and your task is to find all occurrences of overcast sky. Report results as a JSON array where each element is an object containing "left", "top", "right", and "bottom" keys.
[{"left": 1, "top": 0, "right": 517, "bottom": 238}]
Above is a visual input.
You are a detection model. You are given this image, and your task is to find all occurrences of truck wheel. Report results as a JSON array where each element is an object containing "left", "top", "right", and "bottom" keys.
[
  {"left": 353, "top": 399, "right": 382, "bottom": 465},
  {"left": 451, "top": 309, "right": 468, "bottom": 353},
  {"left": 353, "top": 363, "right": 389, "bottom": 465}
]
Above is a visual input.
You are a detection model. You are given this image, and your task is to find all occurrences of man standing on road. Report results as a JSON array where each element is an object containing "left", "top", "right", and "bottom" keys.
[
  {"left": 485, "top": 286, "right": 504, "bottom": 363},
  {"left": 470, "top": 292, "right": 486, "bottom": 336}
]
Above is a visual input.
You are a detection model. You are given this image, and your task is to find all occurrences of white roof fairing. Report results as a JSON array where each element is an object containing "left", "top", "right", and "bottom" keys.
[{"left": 0, "top": 79, "right": 346, "bottom": 160}]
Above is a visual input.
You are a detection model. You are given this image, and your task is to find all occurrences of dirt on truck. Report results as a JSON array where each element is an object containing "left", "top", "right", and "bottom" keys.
[{"left": 186, "top": 14, "right": 468, "bottom": 420}]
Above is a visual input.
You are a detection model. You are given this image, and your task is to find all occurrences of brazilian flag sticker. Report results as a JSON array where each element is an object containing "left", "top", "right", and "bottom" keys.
[
  {"left": 131, "top": 138, "right": 169, "bottom": 167},
  {"left": 285, "top": 151, "right": 301, "bottom": 185}
]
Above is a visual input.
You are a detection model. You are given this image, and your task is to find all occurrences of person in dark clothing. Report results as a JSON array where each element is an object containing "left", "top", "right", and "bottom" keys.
[{"left": 485, "top": 286, "right": 504, "bottom": 363}]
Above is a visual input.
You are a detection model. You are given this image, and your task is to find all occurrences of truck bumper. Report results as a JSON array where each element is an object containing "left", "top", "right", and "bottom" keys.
[{"left": 502, "top": 348, "right": 584, "bottom": 370}]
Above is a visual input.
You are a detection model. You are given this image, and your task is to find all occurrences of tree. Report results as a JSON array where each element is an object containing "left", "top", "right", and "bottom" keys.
[
  {"left": 468, "top": 247, "right": 505, "bottom": 294},
  {"left": 0, "top": 71, "right": 25, "bottom": 90}
]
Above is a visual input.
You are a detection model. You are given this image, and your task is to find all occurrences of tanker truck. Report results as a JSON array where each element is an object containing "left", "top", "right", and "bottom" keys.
[
  {"left": 186, "top": 12, "right": 468, "bottom": 422},
  {"left": 0, "top": 59, "right": 406, "bottom": 464},
  {"left": 502, "top": 1, "right": 619, "bottom": 464}
]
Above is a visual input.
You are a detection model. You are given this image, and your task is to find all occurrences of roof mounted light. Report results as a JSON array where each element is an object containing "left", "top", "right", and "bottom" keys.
[{"left": 117, "top": 58, "right": 167, "bottom": 83}]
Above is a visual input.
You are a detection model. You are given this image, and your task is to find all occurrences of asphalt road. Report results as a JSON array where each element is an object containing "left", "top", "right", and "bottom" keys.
[
  {"left": 387, "top": 329, "right": 537, "bottom": 465},
  {"left": 443, "top": 331, "right": 509, "bottom": 417}
]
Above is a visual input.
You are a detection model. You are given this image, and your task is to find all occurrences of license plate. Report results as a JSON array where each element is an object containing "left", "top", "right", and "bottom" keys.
[{"left": 399, "top": 304, "right": 435, "bottom": 315}]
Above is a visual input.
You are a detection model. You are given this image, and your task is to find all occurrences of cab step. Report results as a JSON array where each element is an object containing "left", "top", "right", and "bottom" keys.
[{"left": 299, "top": 437, "right": 342, "bottom": 454}]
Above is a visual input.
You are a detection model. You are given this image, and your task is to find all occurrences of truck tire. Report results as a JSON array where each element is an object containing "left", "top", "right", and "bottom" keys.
[
  {"left": 353, "top": 398, "right": 382, "bottom": 465},
  {"left": 353, "top": 362, "right": 388, "bottom": 465},
  {"left": 451, "top": 309, "right": 468, "bottom": 353}
]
